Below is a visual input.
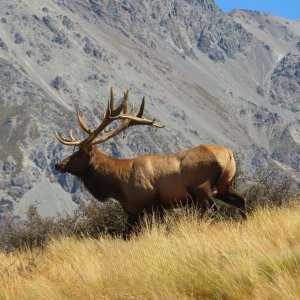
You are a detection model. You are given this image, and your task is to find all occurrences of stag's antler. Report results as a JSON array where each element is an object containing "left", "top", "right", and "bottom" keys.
[{"left": 56, "top": 87, "right": 164, "bottom": 146}]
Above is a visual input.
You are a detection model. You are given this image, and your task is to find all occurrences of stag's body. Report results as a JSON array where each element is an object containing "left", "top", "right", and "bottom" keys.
[
  {"left": 59, "top": 144, "right": 241, "bottom": 214},
  {"left": 55, "top": 88, "right": 246, "bottom": 237}
]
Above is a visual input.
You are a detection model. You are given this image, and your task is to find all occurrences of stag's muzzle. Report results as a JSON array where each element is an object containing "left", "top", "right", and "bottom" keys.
[{"left": 55, "top": 162, "right": 66, "bottom": 173}]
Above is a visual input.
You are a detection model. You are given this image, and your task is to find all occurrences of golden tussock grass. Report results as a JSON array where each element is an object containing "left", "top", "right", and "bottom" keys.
[{"left": 1, "top": 202, "right": 300, "bottom": 299}]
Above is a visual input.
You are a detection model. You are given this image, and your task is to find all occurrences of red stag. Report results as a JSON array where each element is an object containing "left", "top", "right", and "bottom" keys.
[{"left": 55, "top": 88, "right": 246, "bottom": 237}]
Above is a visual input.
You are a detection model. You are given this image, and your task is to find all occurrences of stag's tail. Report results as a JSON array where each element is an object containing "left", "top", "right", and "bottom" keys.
[
  {"left": 214, "top": 149, "right": 236, "bottom": 195},
  {"left": 213, "top": 149, "right": 247, "bottom": 219}
]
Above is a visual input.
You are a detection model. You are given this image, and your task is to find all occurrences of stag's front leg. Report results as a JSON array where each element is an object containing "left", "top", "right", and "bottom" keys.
[
  {"left": 122, "top": 197, "right": 165, "bottom": 239},
  {"left": 123, "top": 213, "right": 141, "bottom": 240},
  {"left": 145, "top": 196, "right": 166, "bottom": 223}
]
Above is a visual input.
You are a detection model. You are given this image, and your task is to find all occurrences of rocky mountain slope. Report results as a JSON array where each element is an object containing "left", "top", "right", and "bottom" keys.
[{"left": 0, "top": 0, "right": 299, "bottom": 218}]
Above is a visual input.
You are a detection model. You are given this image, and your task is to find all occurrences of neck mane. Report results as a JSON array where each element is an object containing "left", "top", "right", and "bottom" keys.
[{"left": 78, "top": 148, "right": 130, "bottom": 202}]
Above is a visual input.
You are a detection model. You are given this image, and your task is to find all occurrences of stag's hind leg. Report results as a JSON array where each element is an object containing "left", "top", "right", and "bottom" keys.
[
  {"left": 189, "top": 185, "right": 218, "bottom": 216},
  {"left": 214, "top": 186, "right": 247, "bottom": 219}
]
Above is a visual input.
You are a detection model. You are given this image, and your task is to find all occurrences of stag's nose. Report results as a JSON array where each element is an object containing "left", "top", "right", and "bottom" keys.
[{"left": 55, "top": 162, "right": 66, "bottom": 173}]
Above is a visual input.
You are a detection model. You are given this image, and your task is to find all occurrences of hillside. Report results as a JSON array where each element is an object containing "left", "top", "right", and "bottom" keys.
[
  {"left": 1, "top": 204, "right": 300, "bottom": 299},
  {"left": 0, "top": 0, "right": 299, "bottom": 218}
]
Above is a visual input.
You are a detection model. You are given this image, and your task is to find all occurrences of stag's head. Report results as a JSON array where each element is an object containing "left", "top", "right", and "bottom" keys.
[
  {"left": 55, "top": 146, "right": 91, "bottom": 175},
  {"left": 55, "top": 88, "right": 164, "bottom": 176}
]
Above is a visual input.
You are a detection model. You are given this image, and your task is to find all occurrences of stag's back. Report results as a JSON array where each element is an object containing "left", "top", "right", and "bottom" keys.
[{"left": 130, "top": 144, "right": 236, "bottom": 206}]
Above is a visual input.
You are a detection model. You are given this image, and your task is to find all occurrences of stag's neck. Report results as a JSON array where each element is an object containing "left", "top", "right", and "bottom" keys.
[{"left": 79, "top": 148, "right": 131, "bottom": 201}]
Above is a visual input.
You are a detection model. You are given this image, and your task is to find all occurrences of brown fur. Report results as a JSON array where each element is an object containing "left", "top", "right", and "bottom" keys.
[{"left": 55, "top": 144, "right": 246, "bottom": 220}]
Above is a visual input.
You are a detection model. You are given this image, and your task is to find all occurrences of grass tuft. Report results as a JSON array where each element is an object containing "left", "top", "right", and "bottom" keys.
[{"left": 1, "top": 200, "right": 300, "bottom": 299}]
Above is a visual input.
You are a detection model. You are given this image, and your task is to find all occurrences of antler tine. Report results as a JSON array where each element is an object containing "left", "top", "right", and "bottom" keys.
[
  {"left": 77, "top": 111, "right": 92, "bottom": 134},
  {"left": 119, "top": 96, "right": 164, "bottom": 128},
  {"left": 136, "top": 96, "right": 145, "bottom": 118},
  {"left": 123, "top": 90, "right": 129, "bottom": 114},
  {"left": 126, "top": 116, "right": 164, "bottom": 128},
  {"left": 109, "top": 87, "right": 114, "bottom": 113},
  {"left": 55, "top": 114, "right": 88, "bottom": 146},
  {"left": 69, "top": 130, "right": 76, "bottom": 141},
  {"left": 81, "top": 88, "right": 127, "bottom": 145},
  {"left": 106, "top": 87, "right": 122, "bottom": 118},
  {"left": 55, "top": 132, "right": 81, "bottom": 146}
]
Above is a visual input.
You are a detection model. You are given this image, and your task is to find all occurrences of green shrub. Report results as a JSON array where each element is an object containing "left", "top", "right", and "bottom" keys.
[
  {"left": 0, "top": 200, "right": 127, "bottom": 252},
  {"left": 0, "top": 206, "right": 53, "bottom": 252}
]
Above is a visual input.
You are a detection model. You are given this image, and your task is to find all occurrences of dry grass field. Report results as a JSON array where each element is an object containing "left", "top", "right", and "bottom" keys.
[{"left": 1, "top": 202, "right": 300, "bottom": 299}]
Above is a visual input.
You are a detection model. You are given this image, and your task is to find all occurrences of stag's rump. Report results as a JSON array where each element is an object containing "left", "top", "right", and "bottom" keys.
[{"left": 157, "top": 144, "right": 235, "bottom": 204}]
